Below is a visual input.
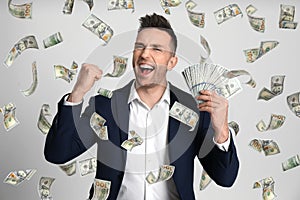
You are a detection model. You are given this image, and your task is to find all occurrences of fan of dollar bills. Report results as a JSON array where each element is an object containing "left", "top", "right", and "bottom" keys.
[{"left": 182, "top": 62, "right": 242, "bottom": 100}]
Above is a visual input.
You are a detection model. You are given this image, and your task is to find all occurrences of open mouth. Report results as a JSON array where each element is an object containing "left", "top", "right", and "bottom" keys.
[{"left": 139, "top": 64, "right": 154, "bottom": 75}]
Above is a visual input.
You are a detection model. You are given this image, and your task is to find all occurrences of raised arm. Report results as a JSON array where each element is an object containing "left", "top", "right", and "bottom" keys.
[{"left": 44, "top": 64, "right": 103, "bottom": 164}]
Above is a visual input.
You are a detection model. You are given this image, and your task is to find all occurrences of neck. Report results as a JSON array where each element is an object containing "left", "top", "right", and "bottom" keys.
[{"left": 135, "top": 82, "right": 167, "bottom": 109}]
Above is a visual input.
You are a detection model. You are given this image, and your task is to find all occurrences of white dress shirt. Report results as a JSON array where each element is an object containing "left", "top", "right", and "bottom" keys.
[{"left": 64, "top": 81, "right": 232, "bottom": 200}]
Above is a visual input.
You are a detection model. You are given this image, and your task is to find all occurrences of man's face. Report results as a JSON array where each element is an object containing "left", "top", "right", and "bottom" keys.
[{"left": 132, "top": 28, "right": 177, "bottom": 88}]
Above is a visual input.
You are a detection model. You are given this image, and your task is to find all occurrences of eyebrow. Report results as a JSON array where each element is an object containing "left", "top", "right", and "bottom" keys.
[{"left": 134, "top": 42, "right": 165, "bottom": 48}]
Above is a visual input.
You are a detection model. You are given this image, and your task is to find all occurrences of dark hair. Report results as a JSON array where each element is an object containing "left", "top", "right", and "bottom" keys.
[{"left": 138, "top": 13, "right": 177, "bottom": 54}]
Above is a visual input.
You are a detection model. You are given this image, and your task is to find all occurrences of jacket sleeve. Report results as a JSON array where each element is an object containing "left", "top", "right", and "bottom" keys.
[
  {"left": 197, "top": 111, "right": 239, "bottom": 187},
  {"left": 44, "top": 94, "right": 98, "bottom": 164}
]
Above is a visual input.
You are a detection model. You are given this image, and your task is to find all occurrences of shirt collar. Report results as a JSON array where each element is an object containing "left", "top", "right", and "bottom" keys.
[{"left": 128, "top": 80, "right": 170, "bottom": 106}]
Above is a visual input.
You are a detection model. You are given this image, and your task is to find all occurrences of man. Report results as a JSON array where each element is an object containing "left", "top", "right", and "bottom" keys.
[{"left": 44, "top": 13, "right": 239, "bottom": 200}]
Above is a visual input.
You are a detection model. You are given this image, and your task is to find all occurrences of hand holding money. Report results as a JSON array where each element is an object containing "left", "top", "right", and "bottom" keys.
[
  {"left": 68, "top": 63, "right": 103, "bottom": 102},
  {"left": 197, "top": 90, "right": 229, "bottom": 143}
]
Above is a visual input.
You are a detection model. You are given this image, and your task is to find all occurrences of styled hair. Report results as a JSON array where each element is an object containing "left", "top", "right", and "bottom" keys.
[{"left": 138, "top": 13, "right": 177, "bottom": 54}]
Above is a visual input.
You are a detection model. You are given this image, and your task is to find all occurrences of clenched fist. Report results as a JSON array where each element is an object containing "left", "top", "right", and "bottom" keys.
[{"left": 68, "top": 63, "right": 103, "bottom": 103}]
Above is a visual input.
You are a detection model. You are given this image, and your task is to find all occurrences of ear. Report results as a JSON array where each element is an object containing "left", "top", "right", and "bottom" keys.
[{"left": 167, "top": 55, "right": 178, "bottom": 71}]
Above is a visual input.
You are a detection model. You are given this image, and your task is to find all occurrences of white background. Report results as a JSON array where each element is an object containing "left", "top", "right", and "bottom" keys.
[{"left": 0, "top": 0, "right": 299, "bottom": 199}]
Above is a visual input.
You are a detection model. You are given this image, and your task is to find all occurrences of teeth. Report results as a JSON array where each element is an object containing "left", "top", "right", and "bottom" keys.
[{"left": 139, "top": 64, "right": 154, "bottom": 70}]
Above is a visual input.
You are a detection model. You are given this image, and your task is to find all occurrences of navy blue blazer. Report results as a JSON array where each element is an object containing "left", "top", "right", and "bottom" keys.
[{"left": 44, "top": 80, "right": 239, "bottom": 200}]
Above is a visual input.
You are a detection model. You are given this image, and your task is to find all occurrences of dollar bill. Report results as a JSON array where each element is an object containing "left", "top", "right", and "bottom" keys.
[
  {"left": 219, "top": 78, "right": 243, "bottom": 99},
  {"left": 262, "top": 140, "right": 280, "bottom": 156},
  {"left": 63, "top": 0, "right": 74, "bottom": 14},
  {"left": 91, "top": 178, "right": 111, "bottom": 200},
  {"left": 0, "top": 103, "right": 19, "bottom": 131},
  {"left": 246, "top": 5, "right": 265, "bottom": 32},
  {"left": 43, "top": 32, "right": 63, "bottom": 48},
  {"left": 169, "top": 101, "right": 199, "bottom": 131},
  {"left": 253, "top": 177, "right": 276, "bottom": 200},
  {"left": 54, "top": 61, "right": 78, "bottom": 83},
  {"left": 214, "top": 4, "right": 242, "bottom": 24},
  {"left": 37, "top": 104, "right": 52, "bottom": 135},
  {"left": 97, "top": 88, "right": 113, "bottom": 98},
  {"left": 258, "top": 75, "right": 285, "bottom": 101},
  {"left": 90, "top": 112, "right": 108, "bottom": 140},
  {"left": 249, "top": 139, "right": 263, "bottom": 153},
  {"left": 199, "top": 35, "right": 210, "bottom": 63},
  {"left": 79, "top": 157, "right": 97, "bottom": 176},
  {"left": 59, "top": 160, "right": 76, "bottom": 176},
  {"left": 256, "top": 114, "right": 285, "bottom": 132},
  {"left": 160, "top": 0, "right": 181, "bottom": 14},
  {"left": 8, "top": 0, "right": 32, "bottom": 19},
  {"left": 82, "top": 14, "right": 114, "bottom": 45},
  {"left": 108, "top": 0, "right": 134, "bottom": 11},
  {"left": 182, "top": 63, "right": 232, "bottom": 101},
  {"left": 39, "top": 177, "right": 55, "bottom": 200},
  {"left": 4, "top": 35, "right": 39, "bottom": 67},
  {"left": 286, "top": 92, "right": 300, "bottom": 117},
  {"left": 224, "top": 69, "right": 256, "bottom": 88},
  {"left": 228, "top": 121, "right": 239, "bottom": 135},
  {"left": 146, "top": 165, "right": 175, "bottom": 184},
  {"left": 199, "top": 170, "right": 212, "bottom": 190},
  {"left": 185, "top": 0, "right": 205, "bottom": 28},
  {"left": 279, "top": 4, "right": 298, "bottom": 29},
  {"left": 20, "top": 61, "right": 38, "bottom": 96},
  {"left": 244, "top": 41, "right": 279, "bottom": 63},
  {"left": 121, "top": 130, "right": 143, "bottom": 151},
  {"left": 282, "top": 154, "right": 300, "bottom": 171},
  {"left": 3, "top": 169, "right": 36, "bottom": 186},
  {"left": 104, "top": 55, "right": 128, "bottom": 77}
]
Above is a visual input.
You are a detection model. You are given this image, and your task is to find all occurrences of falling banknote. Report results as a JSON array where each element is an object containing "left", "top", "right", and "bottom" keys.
[
  {"left": 256, "top": 114, "right": 285, "bottom": 132},
  {"left": 104, "top": 55, "right": 128, "bottom": 77},
  {"left": 279, "top": 4, "right": 298, "bottom": 29},
  {"left": 199, "top": 170, "right": 212, "bottom": 190},
  {"left": 90, "top": 112, "right": 108, "bottom": 140},
  {"left": 97, "top": 88, "right": 113, "bottom": 98},
  {"left": 253, "top": 177, "right": 276, "bottom": 200},
  {"left": 59, "top": 160, "right": 77, "bottom": 176},
  {"left": 8, "top": 0, "right": 32, "bottom": 19},
  {"left": 199, "top": 35, "right": 211, "bottom": 63},
  {"left": 246, "top": 5, "right": 265, "bottom": 33},
  {"left": 185, "top": 0, "right": 205, "bottom": 28},
  {"left": 282, "top": 154, "right": 300, "bottom": 171},
  {"left": 63, "top": 0, "right": 94, "bottom": 14},
  {"left": 169, "top": 101, "right": 199, "bottom": 131},
  {"left": 82, "top": 14, "right": 114, "bottom": 45},
  {"left": 108, "top": 0, "right": 134, "bottom": 11},
  {"left": 4, "top": 35, "right": 39, "bottom": 67},
  {"left": 258, "top": 75, "right": 285, "bottom": 101},
  {"left": 91, "top": 178, "right": 111, "bottom": 200},
  {"left": 43, "top": 32, "right": 63, "bottom": 48},
  {"left": 249, "top": 139, "right": 280, "bottom": 156},
  {"left": 146, "top": 165, "right": 175, "bottom": 184},
  {"left": 286, "top": 92, "right": 300, "bottom": 118},
  {"left": 20, "top": 61, "right": 38, "bottom": 96},
  {"left": 214, "top": 4, "right": 242, "bottom": 24},
  {"left": 160, "top": 0, "right": 181, "bottom": 14},
  {"left": 0, "top": 103, "right": 19, "bottom": 131},
  {"left": 244, "top": 41, "right": 279, "bottom": 63},
  {"left": 121, "top": 130, "right": 143, "bottom": 151},
  {"left": 79, "top": 157, "right": 97, "bottom": 176},
  {"left": 37, "top": 104, "right": 52, "bottom": 135},
  {"left": 54, "top": 61, "right": 78, "bottom": 83},
  {"left": 38, "top": 177, "right": 55, "bottom": 200},
  {"left": 4, "top": 169, "right": 36, "bottom": 186}
]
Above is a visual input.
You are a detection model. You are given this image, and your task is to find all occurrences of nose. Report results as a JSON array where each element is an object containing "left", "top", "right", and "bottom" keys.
[{"left": 139, "top": 47, "right": 152, "bottom": 58}]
